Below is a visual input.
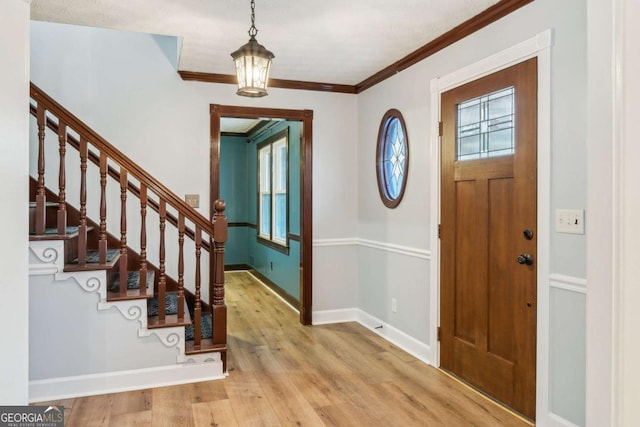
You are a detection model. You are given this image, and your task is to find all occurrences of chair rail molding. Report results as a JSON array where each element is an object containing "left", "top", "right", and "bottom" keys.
[
  {"left": 312, "top": 238, "right": 430, "bottom": 260},
  {"left": 549, "top": 274, "right": 587, "bottom": 294}
]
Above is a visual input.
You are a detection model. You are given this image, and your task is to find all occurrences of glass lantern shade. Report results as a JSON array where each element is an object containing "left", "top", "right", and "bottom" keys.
[{"left": 231, "top": 36, "right": 274, "bottom": 97}]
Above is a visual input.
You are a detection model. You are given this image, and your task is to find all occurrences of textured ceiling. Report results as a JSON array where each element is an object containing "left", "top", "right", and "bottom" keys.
[
  {"left": 220, "top": 118, "right": 263, "bottom": 135},
  {"left": 30, "top": 0, "right": 501, "bottom": 86}
]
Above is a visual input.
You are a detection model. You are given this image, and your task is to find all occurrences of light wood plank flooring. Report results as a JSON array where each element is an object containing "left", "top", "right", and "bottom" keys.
[{"left": 36, "top": 271, "right": 531, "bottom": 426}]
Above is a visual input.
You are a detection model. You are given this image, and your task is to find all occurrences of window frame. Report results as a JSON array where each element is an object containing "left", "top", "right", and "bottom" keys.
[
  {"left": 455, "top": 86, "right": 515, "bottom": 161},
  {"left": 256, "top": 128, "right": 289, "bottom": 254},
  {"left": 376, "top": 108, "right": 410, "bottom": 208}
]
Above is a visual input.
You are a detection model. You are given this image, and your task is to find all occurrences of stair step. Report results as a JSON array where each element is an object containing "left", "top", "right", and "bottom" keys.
[
  {"left": 185, "top": 313, "right": 213, "bottom": 341},
  {"left": 75, "top": 249, "right": 120, "bottom": 264},
  {"left": 107, "top": 270, "right": 155, "bottom": 301},
  {"left": 43, "top": 225, "right": 79, "bottom": 235},
  {"left": 29, "top": 200, "right": 56, "bottom": 235},
  {"left": 30, "top": 225, "right": 78, "bottom": 236},
  {"left": 147, "top": 297, "right": 191, "bottom": 329},
  {"left": 64, "top": 249, "right": 120, "bottom": 272},
  {"left": 109, "top": 270, "right": 155, "bottom": 291},
  {"left": 185, "top": 340, "right": 226, "bottom": 356},
  {"left": 29, "top": 225, "right": 94, "bottom": 241},
  {"left": 147, "top": 293, "right": 179, "bottom": 316}
]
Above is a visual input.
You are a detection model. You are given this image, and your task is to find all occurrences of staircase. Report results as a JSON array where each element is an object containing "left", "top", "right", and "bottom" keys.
[{"left": 28, "top": 83, "right": 228, "bottom": 399}]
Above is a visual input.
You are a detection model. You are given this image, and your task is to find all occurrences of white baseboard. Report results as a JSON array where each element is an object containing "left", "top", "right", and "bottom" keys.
[
  {"left": 29, "top": 359, "right": 225, "bottom": 403},
  {"left": 544, "top": 411, "right": 581, "bottom": 427},
  {"left": 312, "top": 308, "right": 359, "bottom": 325},
  {"left": 355, "top": 310, "right": 433, "bottom": 365},
  {"left": 312, "top": 308, "right": 433, "bottom": 366}
]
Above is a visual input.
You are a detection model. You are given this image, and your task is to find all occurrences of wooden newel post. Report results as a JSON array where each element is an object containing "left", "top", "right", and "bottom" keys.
[{"left": 211, "top": 199, "right": 228, "bottom": 346}]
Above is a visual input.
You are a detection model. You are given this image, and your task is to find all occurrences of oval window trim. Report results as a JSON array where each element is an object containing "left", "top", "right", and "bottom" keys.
[{"left": 376, "top": 108, "right": 409, "bottom": 208}]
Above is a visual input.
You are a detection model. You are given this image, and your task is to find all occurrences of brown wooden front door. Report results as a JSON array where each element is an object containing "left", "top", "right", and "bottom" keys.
[{"left": 440, "top": 58, "right": 537, "bottom": 420}]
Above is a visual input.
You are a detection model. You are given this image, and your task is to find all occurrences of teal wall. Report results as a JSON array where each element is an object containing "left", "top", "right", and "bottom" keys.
[
  {"left": 220, "top": 135, "right": 250, "bottom": 265},
  {"left": 220, "top": 121, "right": 302, "bottom": 301}
]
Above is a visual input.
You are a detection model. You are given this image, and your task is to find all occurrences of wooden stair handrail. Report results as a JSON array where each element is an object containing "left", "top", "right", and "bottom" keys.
[
  {"left": 28, "top": 103, "right": 212, "bottom": 252},
  {"left": 29, "top": 83, "right": 227, "bottom": 364},
  {"left": 30, "top": 83, "right": 213, "bottom": 236}
]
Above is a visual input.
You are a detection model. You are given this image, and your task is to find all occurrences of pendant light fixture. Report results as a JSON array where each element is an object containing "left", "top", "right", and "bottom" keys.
[{"left": 230, "top": 0, "right": 275, "bottom": 97}]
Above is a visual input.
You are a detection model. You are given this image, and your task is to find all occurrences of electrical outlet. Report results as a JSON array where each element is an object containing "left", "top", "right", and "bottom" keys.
[
  {"left": 391, "top": 298, "right": 397, "bottom": 313},
  {"left": 555, "top": 209, "right": 585, "bottom": 234},
  {"left": 185, "top": 194, "right": 199, "bottom": 208}
]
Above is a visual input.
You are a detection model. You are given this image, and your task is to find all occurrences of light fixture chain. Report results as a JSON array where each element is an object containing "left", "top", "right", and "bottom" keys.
[{"left": 249, "top": 0, "right": 258, "bottom": 38}]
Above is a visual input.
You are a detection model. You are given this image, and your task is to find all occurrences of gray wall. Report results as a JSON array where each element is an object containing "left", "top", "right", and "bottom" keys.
[
  {"left": 356, "top": 0, "right": 586, "bottom": 424},
  {"left": 0, "top": 0, "right": 30, "bottom": 405},
  {"left": 29, "top": 274, "right": 178, "bottom": 380},
  {"left": 29, "top": 20, "right": 359, "bottom": 315}
]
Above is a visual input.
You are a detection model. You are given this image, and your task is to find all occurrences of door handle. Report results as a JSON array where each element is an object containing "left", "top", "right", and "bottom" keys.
[{"left": 517, "top": 253, "right": 534, "bottom": 265}]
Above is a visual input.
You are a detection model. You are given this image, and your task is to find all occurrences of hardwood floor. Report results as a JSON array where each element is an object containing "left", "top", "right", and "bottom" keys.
[{"left": 36, "top": 271, "right": 532, "bottom": 426}]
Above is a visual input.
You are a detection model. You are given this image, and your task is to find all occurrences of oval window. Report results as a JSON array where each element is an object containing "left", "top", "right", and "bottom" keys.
[{"left": 376, "top": 109, "right": 409, "bottom": 208}]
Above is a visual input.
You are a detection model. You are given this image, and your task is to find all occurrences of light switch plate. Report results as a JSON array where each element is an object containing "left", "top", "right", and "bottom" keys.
[
  {"left": 555, "top": 209, "right": 585, "bottom": 234},
  {"left": 185, "top": 194, "right": 199, "bottom": 208}
]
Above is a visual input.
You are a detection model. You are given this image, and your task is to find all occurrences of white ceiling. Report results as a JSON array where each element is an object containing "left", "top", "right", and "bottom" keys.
[
  {"left": 30, "top": 0, "right": 501, "bottom": 86},
  {"left": 221, "top": 118, "right": 263, "bottom": 134}
]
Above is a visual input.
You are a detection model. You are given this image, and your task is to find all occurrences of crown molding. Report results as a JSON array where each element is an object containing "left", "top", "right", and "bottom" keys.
[
  {"left": 355, "top": 0, "right": 535, "bottom": 93},
  {"left": 178, "top": 71, "right": 357, "bottom": 94},
  {"left": 178, "top": 0, "right": 534, "bottom": 95}
]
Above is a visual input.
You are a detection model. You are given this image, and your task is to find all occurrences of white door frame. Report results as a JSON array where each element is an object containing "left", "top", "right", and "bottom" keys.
[{"left": 429, "top": 29, "right": 552, "bottom": 423}]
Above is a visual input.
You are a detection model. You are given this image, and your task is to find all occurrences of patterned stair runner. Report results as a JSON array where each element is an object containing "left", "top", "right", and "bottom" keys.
[
  {"left": 71, "top": 248, "right": 119, "bottom": 264},
  {"left": 147, "top": 293, "right": 179, "bottom": 316},
  {"left": 185, "top": 314, "right": 213, "bottom": 340},
  {"left": 31, "top": 226, "right": 80, "bottom": 235},
  {"left": 109, "top": 271, "right": 153, "bottom": 292}
]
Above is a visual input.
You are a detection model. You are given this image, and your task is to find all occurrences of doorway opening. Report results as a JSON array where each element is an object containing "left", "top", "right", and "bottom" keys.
[{"left": 210, "top": 105, "right": 313, "bottom": 325}]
